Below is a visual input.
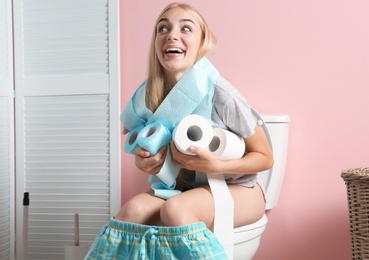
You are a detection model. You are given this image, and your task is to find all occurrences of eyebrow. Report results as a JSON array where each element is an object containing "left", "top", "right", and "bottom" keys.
[{"left": 157, "top": 18, "right": 195, "bottom": 25}]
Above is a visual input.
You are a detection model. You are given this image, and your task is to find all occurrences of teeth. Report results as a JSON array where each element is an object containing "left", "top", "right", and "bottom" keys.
[{"left": 165, "top": 48, "right": 183, "bottom": 53}]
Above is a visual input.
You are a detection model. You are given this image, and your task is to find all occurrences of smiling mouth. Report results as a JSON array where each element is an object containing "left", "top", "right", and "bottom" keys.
[{"left": 165, "top": 48, "right": 184, "bottom": 54}]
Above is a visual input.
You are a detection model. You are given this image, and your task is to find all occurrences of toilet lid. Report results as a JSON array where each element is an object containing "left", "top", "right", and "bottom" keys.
[{"left": 250, "top": 108, "right": 273, "bottom": 201}]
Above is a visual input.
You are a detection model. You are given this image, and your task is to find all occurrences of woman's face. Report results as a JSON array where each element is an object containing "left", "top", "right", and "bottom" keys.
[{"left": 155, "top": 7, "right": 203, "bottom": 82}]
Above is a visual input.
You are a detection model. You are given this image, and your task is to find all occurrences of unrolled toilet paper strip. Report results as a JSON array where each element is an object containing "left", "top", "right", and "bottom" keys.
[
  {"left": 173, "top": 116, "right": 246, "bottom": 260},
  {"left": 145, "top": 57, "right": 219, "bottom": 129},
  {"left": 120, "top": 57, "right": 219, "bottom": 132},
  {"left": 151, "top": 181, "right": 182, "bottom": 200},
  {"left": 147, "top": 146, "right": 179, "bottom": 189},
  {"left": 207, "top": 174, "right": 234, "bottom": 260},
  {"left": 207, "top": 131, "right": 244, "bottom": 260},
  {"left": 172, "top": 114, "right": 214, "bottom": 155},
  {"left": 207, "top": 129, "right": 245, "bottom": 260}
]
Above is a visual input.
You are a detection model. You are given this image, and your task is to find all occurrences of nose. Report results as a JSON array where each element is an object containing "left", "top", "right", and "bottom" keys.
[{"left": 167, "top": 31, "right": 178, "bottom": 41}]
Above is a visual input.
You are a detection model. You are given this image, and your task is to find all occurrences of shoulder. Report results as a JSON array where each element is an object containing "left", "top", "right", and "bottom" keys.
[
  {"left": 212, "top": 76, "right": 256, "bottom": 137},
  {"left": 213, "top": 76, "right": 249, "bottom": 114},
  {"left": 214, "top": 76, "right": 241, "bottom": 98}
]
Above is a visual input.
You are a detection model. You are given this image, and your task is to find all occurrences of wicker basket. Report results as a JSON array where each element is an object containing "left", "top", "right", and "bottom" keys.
[{"left": 342, "top": 167, "right": 369, "bottom": 259}]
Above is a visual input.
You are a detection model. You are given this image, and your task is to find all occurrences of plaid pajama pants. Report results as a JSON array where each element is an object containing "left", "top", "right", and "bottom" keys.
[{"left": 84, "top": 218, "right": 227, "bottom": 260}]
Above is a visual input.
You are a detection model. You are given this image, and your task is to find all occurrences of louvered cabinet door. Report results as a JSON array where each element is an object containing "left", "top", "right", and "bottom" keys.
[
  {"left": 0, "top": 0, "right": 15, "bottom": 259},
  {"left": 13, "top": 1, "right": 121, "bottom": 259}
]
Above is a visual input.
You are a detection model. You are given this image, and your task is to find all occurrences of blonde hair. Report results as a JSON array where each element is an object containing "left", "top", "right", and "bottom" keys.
[{"left": 145, "top": 2, "right": 217, "bottom": 112}]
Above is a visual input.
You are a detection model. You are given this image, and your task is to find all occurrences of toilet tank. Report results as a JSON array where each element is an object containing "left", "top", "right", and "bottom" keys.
[{"left": 253, "top": 111, "right": 290, "bottom": 210}]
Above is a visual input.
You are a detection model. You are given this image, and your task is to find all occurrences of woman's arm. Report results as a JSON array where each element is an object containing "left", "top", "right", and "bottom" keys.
[{"left": 170, "top": 125, "right": 273, "bottom": 174}]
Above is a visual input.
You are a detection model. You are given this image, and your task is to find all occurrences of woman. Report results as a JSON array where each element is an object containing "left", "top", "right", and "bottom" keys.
[{"left": 85, "top": 3, "right": 273, "bottom": 259}]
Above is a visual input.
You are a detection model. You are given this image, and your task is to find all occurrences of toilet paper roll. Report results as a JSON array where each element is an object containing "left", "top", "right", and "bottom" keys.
[
  {"left": 172, "top": 114, "right": 214, "bottom": 155},
  {"left": 137, "top": 121, "right": 171, "bottom": 155},
  {"left": 64, "top": 243, "right": 90, "bottom": 260},
  {"left": 124, "top": 124, "right": 145, "bottom": 154},
  {"left": 208, "top": 128, "right": 246, "bottom": 160}
]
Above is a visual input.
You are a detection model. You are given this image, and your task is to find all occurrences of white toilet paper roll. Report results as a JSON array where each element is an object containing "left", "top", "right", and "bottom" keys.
[
  {"left": 208, "top": 128, "right": 246, "bottom": 160},
  {"left": 172, "top": 114, "right": 214, "bottom": 155}
]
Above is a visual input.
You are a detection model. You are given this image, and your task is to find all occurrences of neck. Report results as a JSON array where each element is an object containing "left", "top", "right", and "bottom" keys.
[{"left": 163, "top": 72, "right": 184, "bottom": 90}]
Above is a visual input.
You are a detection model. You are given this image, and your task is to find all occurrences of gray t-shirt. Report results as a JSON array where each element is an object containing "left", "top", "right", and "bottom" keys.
[
  {"left": 209, "top": 76, "right": 259, "bottom": 187},
  {"left": 212, "top": 76, "right": 256, "bottom": 137}
]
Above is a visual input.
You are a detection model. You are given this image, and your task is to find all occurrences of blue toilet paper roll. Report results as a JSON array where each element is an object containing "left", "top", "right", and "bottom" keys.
[
  {"left": 137, "top": 121, "right": 172, "bottom": 155},
  {"left": 124, "top": 124, "right": 145, "bottom": 154}
]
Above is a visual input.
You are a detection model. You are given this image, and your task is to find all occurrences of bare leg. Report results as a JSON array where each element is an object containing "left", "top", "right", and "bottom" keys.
[
  {"left": 115, "top": 189, "right": 165, "bottom": 225},
  {"left": 160, "top": 186, "right": 215, "bottom": 227},
  {"left": 230, "top": 183, "right": 266, "bottom": 227},
  {"left": 159, "top": 183, "right": 265, "bottom": 229}
]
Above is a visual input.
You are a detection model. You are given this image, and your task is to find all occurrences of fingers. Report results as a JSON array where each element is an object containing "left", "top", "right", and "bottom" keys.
[
  {"left": 135, "top": 147, "right": 150, "bottom": 158},
  {"left": 135, "top": 147, "right": 167, "bottom": 175},
  {"left": 170, "top": 141, "right": 208, "bottom": 159},
  {"left": 186, "top": 145, "right": 203, "bottom": 157},
  {"left": 170, "top": 142, "right": 201, "bottom": 169},
  {"left": 170, "top": 141, "right": 218, "bottom": 173}
]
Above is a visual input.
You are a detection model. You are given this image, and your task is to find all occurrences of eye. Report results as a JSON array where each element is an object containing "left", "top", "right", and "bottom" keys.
[
  {"left": 158, "top": 25, "right": 168, "bottom": 33},
  {"left": 182, "top": 26, "right": 191, "bottom": 32}
]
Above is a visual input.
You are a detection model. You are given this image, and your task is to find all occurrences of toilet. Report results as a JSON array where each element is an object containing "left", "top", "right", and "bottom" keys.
[{"left": 233, "top": 108, "right": 290, "bottom": 260}]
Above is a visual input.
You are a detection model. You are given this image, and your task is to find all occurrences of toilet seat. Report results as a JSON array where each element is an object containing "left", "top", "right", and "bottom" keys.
[
  {"left": 234, "top": 214, "right": 268, "bottom": 244},
  {"left": 233, "top": 214, "right": 268, "bottom": 260}
]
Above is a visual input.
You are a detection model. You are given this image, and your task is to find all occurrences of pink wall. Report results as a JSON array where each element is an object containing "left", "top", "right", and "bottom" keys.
[{"left": 120, "top": 1, "right": 369, "bottom": 259}]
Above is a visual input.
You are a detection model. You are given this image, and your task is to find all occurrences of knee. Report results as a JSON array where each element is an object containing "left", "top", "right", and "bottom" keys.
[
  {"left": 160, "top": 198, "right": 192, "bottom": 226},
  {"left": 115, "top": 200, "right": 146, "bottom": 222}
]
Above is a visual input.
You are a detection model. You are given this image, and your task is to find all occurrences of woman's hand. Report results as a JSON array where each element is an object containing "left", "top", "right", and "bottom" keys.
[
  {"left": 170, "top": 141, "right": 221, "bottom": 174},
  {"left": 134, "top": 147, "right": 167, "bottom": 175}
]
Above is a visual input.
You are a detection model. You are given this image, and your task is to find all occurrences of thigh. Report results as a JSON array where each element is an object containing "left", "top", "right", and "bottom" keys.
[
  {"left": 189, "top": 183, "right": 265, "bottom": 229},
  {"left": 161, "top": 186, "right": 215, "bottom": 227},
  {"left": 161, "top": 183, "right": 265, "bottom": 229},
  {"left": 229, "top": 183, "right": 266, "bottom": 227}
]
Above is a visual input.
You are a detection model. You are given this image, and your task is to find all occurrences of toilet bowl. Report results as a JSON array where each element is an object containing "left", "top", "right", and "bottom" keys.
[
  {"left": 234, "top": 214, "right": 267, "bottom": 260},
  {"left": 231, "top": 109, "right": 290, "bottom": 260}
]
